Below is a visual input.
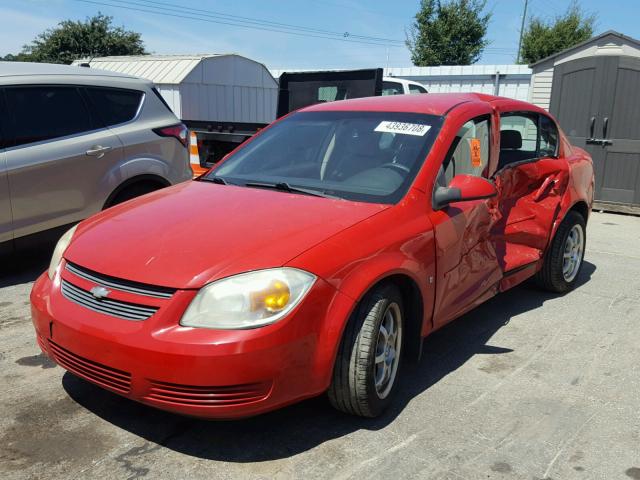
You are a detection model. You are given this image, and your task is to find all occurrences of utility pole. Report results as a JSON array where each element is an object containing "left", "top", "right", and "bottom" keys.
[{"left": 516, "top": 0, "right": 528, "bottom": 63}]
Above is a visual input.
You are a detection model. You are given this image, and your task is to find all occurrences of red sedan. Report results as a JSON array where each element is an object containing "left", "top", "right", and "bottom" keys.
[{"left": 30, "top": 93, "right": 594, "bottom": 418}]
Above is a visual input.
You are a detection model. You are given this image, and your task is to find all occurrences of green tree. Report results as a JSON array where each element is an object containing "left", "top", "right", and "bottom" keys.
[
  {"left": 1, "top": 53, "right": 31, "bottom": 62},
  {"left": 406, "top": 0, "right": 491, "bottom": 66},
  {"left": 9, "top": 13, "right": 146, "bottom": 64},
  {"left": 520, "top": 2, "right": 595, "bottom": 65}
]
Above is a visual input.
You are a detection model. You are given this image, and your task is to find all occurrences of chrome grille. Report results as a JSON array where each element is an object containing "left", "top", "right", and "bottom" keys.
[
  {"left": 145, "top": 380, "right": 272, "bottom": 407},
  {"left": 61, "top": 279, "right": 159, "bottom": 321},
  {"left": 48, "top": 340, "right": 131, "bottom": 394},
  {"left": 65, "top": 262, "right": 175, "bottom": 299}
]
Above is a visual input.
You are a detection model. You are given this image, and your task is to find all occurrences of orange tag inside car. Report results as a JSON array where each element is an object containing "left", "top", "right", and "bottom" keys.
[{"left": 470, "top": 138, "right": 482, "bottom": 168}]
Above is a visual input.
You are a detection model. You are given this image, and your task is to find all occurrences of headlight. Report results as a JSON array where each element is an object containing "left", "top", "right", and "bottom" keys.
[
  {"left": 47, "top": 225, "right": 78, "bottom": 279},
  {"left": 180, "top": 268, "right": 316, "bottom": 330}
]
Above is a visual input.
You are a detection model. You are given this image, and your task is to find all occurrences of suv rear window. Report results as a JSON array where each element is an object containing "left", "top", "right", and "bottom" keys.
[
  {"left": 85, "top": 87, "right": 144, "bottom": 126},
  {"left": 5, "top": 86, "right": 94, "bottom": 147}
]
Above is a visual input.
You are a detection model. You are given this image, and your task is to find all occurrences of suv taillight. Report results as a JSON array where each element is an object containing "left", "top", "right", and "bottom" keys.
[{"left": 153, "top": 124, "right": 188, "bottom": 147}]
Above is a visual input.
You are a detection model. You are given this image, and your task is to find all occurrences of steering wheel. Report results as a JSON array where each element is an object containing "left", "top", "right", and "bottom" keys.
[{"left": 379, "top": 162, "right": 410, "bottom": 174}]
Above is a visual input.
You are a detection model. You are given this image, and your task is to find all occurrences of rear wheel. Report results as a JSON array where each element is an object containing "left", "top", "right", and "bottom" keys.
[
  {"left": 107, "top": 182, "right": 163, "bottom": 207},
  {"left": 328, "top": 283, "right": 404, "bottom": 417},
  {"left": 536, "top": 211, "right": 586, "bottom": 293}
]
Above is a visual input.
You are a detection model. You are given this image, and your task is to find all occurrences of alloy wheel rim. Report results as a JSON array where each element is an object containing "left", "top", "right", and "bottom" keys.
[
  {"left": 562, "top": 224, "right": 584, "bottom": 282},
  {"left": 374, "top": 302, "right": 402, "bottom": 399}
]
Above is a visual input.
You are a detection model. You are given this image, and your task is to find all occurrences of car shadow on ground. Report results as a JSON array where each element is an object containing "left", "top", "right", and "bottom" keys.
[
  {"left": 62, "top": 261, "right": 596, "bottom": 462},
  {"left": 0, "top": 242, "right": 55, "bottom": 288}
]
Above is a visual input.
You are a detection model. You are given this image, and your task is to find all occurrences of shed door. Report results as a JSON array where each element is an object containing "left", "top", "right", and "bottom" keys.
[
  {"left": 550, "top": 55, "right": 640, "bottom": 208},
  {"left": 599, "top": 56, "right": 640, "bottom": 206}
]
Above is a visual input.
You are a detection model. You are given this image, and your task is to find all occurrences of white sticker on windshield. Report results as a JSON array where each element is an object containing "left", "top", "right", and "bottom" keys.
[{"left": 375, "top": 121, "right": 431, "bottom": 136}]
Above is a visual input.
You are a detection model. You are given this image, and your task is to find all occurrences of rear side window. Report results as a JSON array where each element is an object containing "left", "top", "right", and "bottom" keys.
[
  {"left": 382, "top": 81, "right": 404, "bottom": 96},
  {"left": 539, "top": 115, "right": 559, "bottom": 157},
  {"left": 498, "top": 113, "right": 559, "bottom": 169},
  {"left": 408, "top": 84, "right": 427, "bottom": 94},
  {"left": 5, "top": 86, "right": 93, "bottom": 147},
  {"left": 85, "top": 87, "right": 144, "bottom": 126},
  {"left": 498, "top": 113, "right": 539, "bottom": 168}
]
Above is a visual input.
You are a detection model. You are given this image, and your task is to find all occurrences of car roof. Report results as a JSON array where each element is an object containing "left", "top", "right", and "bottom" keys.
[
  {"left": 0, "top": 61, "right": 141, "bottom": 81},
  {"left": 301, "top": 92, "right": 546, "bottom": 117}
]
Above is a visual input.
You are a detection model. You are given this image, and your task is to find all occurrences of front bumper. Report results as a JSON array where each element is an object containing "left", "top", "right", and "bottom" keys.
[{"left": 30, "top": 264, "right": 354, "bottom": 419}]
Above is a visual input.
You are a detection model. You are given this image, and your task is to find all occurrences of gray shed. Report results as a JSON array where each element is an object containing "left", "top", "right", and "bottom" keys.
[
  {"left": 72, "top": 54, "right": 278, "bottom": 124},
  {"left": 529, "top": 31, "right": 640, "bottom": 213}
]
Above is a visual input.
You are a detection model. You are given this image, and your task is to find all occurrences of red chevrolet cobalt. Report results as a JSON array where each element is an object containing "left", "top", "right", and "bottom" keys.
[{"left": 31, "top": 93, "right": 594, "bottom": 418}]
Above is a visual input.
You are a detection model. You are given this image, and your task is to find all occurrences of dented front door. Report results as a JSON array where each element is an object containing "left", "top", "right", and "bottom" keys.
[{"left": 431, "top": 110, "right": 503, "bottom": 328}]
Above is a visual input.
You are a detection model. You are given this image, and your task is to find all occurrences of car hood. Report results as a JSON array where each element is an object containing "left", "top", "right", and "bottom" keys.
[{"left": 65, "top": 181, "right": 388, "bottom": 289}]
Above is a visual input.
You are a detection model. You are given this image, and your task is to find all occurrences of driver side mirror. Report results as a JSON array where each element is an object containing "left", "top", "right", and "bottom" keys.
[{"left": 433, "top": 174, "right": 497, "bottom": 210}]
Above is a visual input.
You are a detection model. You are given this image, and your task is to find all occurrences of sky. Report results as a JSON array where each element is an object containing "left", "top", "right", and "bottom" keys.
[{"left": 0, "top": 0, "right": 639, "bottom": 69}]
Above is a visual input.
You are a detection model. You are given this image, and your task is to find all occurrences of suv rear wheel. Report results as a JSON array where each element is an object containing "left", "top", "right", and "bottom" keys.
[
  {"left": 328, "top": 283, "right": 404, "bottom": 417},
  {"left": 107, "top": 181, "right": 164, "bottom": 207}
]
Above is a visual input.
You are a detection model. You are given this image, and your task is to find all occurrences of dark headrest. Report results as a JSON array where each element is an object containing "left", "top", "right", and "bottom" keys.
[{"left": 500, "top": 130, "right": 522, "bottom": 149}]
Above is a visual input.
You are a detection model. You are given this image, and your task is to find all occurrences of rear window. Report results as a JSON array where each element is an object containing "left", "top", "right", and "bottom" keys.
[
  {"left": 5, "top": 86, "right": 94, "bottom": 147},
  {"left": 85, "top": 87, "right": 144, "bottom": 126}
]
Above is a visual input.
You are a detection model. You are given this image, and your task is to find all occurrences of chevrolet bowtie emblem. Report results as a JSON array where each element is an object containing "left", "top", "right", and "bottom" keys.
[{"left": 90, "top": 286, "right": 111, "bottom": 299}]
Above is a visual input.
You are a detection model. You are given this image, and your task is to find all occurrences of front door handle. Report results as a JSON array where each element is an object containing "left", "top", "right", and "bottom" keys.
[{"left": 86, "top": 145, "right": 112, "bottom": 158}]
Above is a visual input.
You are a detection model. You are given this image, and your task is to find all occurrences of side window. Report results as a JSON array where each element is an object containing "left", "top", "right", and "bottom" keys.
[
  {"left": 408, "top": 84, "right": 427, "bottom": 94},
  {"left": 498, "top": 114, "right": 538, "bottom": 169},
  {"left": 84, "top": 87, "right": 144, "bottom": 126},
  {"left": 539, "top": 115, "right": 559, "bottom": 157},
  {"left": 438, "top": 116, "right": 491, "bottom": 186},
  {"left": 5, "top": 86, "right": 93, "bottom": 147},
  {"left": 382, "top": 81, "right": 404, "bottom": 96}
]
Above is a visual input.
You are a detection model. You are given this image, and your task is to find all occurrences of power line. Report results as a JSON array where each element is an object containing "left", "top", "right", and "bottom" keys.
[
  {"left": 121, "top": 0, "right": 405, "bottom": 44},
  {"left": 73, "top": 0, "right": 405, "bottom": 47}
]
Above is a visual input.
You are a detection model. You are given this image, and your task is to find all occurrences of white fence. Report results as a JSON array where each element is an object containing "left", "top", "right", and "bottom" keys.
[{"left": 271, "top": 64, "right": 533, "bottom": 102}]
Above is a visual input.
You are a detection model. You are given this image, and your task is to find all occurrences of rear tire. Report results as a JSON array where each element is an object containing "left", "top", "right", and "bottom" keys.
[
  {"left": 107, "top": 182, "right": 163, "bottom": 207},
  {"left": 328, "top": 283, "right": 404, "bottom": 417},
  {"left": 536, "top": 211, "right": 586, "bottom": 293}
]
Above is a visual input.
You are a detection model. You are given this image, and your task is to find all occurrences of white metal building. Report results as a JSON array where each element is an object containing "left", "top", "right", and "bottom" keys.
[{"left": 72, "top": 54, "right": 278, "bottom": 124}]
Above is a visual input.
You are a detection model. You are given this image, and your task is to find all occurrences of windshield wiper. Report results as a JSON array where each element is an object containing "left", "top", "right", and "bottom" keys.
[
  {"left": 244, "top": 181, "right": 340, "bottom": 199},
  {"left": 200, "top": 175, "right": 229, "bottom": 185}
]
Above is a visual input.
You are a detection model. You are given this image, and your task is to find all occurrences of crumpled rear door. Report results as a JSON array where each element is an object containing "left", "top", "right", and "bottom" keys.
[{"left": 491, "top": 157, "right": 570, "bottom": 285}]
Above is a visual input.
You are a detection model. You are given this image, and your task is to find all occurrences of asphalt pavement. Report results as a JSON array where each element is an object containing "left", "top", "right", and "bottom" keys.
[{"left": 1, "top": 211, "right": 639, "bottom": 480}]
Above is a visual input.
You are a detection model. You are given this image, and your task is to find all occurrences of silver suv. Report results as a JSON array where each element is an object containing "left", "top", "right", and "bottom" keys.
[{"left": 0, "top": 62, "right": 192, "bottom": 254}]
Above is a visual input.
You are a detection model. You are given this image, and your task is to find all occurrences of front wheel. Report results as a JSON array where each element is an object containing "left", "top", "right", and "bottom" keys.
[
  {"left": 536, "top": 210, "right": 586, "bottom": 293},
  {"left": 328, "top": 283, "right": 404, "bottom": 417}
]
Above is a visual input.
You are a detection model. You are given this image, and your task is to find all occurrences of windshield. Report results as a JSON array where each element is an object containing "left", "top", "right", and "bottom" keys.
[{"left": 209, "top": 111, "right": 443, "bottom": 204}]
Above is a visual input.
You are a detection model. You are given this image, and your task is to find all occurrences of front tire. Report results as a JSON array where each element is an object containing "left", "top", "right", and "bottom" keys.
[
  {"left": 536, "top": 210, "right": 586, "bottom": 293},
  {"left": 328, "top": 283, "right": 404, "bottom": 417}
]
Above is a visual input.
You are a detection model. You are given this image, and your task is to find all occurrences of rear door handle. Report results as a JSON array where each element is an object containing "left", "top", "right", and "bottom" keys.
[
  {"left": 86, "top": 145, "right": 112, "bottom": 158},
  {"left": 534, "top": 177, "right": 558, "bottom": 202}
]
